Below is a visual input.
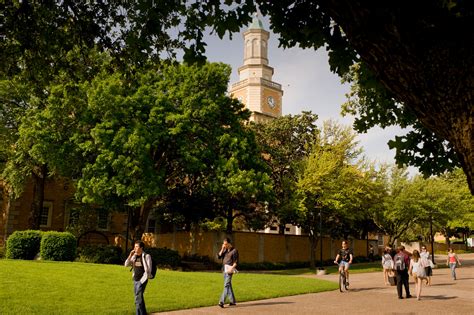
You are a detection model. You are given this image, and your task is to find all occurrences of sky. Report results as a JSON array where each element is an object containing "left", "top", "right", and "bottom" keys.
[{"left": 201, "top": 21, "right": 412, "bottom": 169}]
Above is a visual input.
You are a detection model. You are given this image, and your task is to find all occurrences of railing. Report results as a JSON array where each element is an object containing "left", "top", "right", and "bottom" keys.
[{"left": 231, "top": 77, "right": 282, "bottom": 90}]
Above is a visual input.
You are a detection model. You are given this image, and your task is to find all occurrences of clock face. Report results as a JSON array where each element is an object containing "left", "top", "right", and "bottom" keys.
[{"left": 267, "top": 96, "right": 275, "bottom": 108}]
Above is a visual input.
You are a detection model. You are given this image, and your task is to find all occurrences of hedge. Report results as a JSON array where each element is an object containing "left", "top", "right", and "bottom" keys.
[
  {"left": 6, "top": 230, "right": 43, "bottom": 260},
  {"left": 40, "top": 231, "right": 77, "bottom": 261},
  {"left": 77, "top": 245, "right": 123, "bottom": 264},
  {"left": 146, "top": 247, "right": 181, "bottom": 269}
]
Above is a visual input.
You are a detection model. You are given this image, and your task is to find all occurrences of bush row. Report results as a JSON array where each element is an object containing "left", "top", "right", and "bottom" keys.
[
  {"left": 6, "top": 230, "right": 77, "bottom": 261},
  {"left": 4, "top": 230, "right": 181, "bottom": 267}
]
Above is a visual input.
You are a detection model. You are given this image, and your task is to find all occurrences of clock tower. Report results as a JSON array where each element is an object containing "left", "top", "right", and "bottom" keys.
[{"left": 230, "top": 14, "right": 283, "bottom": 122}]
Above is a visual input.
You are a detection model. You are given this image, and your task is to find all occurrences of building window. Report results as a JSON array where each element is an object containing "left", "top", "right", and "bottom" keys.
[
  {"left": 269, "top": 226, "right": 278, "bottom": 231},
  {"left": 378, "top": 234, "right": 384, "bottom": 246},
  {"left": 97, "top": 209, "right": 109, "bottom": 231},
  {"left": 40, "top": 201, "right": 53, "bottom": 228},
  {"left": 147, "top": 219, "right": 156, "bottom": 233}
]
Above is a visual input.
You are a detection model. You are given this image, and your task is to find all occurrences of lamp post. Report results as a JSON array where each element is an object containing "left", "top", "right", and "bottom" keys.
[
  {"left": 430, "top": 214, "right": 436, "bottom": 265},
  {"left": 318, "top": 205, "right": 325, "bottom": 273}
]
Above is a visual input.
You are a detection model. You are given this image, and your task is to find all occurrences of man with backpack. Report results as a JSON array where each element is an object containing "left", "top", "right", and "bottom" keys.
[
  {"left": 394, "top": 245, "right": 412, "bottom": 299},
  {"left": 125, "top": 240, "right": 153, "bottom": 315}
]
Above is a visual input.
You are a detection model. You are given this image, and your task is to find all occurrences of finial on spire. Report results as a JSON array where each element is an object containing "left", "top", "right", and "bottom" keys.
[{"left": 249, "top": 11, "right": 264, "bottom": 30}]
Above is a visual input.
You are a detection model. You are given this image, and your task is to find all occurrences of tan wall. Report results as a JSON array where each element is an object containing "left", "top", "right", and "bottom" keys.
[{"left": 142, "top": 231, "right": 378, "bottom": 264}]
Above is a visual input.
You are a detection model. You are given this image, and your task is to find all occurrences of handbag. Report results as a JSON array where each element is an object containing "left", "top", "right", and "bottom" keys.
[{"left": 388, "top": 270, "right": 397, "bottom": 286}]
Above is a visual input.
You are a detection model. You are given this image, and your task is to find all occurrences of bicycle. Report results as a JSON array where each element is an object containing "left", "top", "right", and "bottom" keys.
[{"left": 335, "top": 261, "right": 349, "bottom": 292}]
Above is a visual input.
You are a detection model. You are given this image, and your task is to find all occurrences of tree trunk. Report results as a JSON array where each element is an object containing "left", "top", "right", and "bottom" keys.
[
  {"left": 28, "top": 164, "right": 47, "bottom": 229},
  {"left": 130, "top": 200, "right": 154, "bottom": 241},
  {"left": 226, "top": 209, "right": 233, "bottom": 234},
  {"left": 278, "top": 223, "right": 285, "bottom": 235},
  {"left": 324, "top": 1, "right": 474, "bottom": 193}
]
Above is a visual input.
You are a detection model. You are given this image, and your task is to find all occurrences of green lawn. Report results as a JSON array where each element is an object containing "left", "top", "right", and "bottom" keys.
[{"left": 0, "top": 259, "right": 338, "bottom": 314}]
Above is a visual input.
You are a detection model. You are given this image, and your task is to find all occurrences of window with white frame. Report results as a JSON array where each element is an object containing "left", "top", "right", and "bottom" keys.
[
  {"left": 40, "top": 201, "right": 53, "bottom": 228},
  {"left": 378, "top": 234, "right": 384, "bottom": 246}
]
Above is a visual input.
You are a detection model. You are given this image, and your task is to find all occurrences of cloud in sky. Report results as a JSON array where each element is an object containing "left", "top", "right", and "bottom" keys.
[{"left": 202, "top": 23, "right": 413, "bottom": 169}]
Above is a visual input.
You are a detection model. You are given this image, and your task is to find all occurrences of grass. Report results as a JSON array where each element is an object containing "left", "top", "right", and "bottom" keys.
[
  {"left": 267, "top": 262, "right": 383, "bottom": 275},
  {"left": 0, "top": 259, "right": 338, "bottom": 314}
]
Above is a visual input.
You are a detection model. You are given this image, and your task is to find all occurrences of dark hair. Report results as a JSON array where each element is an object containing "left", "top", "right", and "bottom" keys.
[
  {"left": 223, "top": 237, "right": 232, "bottom": 244},
  {"left": 135, "top": 240, "right": 145, "bottom": 249}
]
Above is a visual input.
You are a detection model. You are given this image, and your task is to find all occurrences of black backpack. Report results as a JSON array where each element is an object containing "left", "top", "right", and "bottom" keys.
[{"left": 148, "top": 256, "right": 157, "bottom": 279}]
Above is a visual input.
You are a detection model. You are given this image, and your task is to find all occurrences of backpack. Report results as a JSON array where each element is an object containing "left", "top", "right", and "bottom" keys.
[
  {"left": 394, "top": 254, "right": 406, "bottom": 271},
  {"left": 147, "top": 254, "right": 158, "bottom": 279}
]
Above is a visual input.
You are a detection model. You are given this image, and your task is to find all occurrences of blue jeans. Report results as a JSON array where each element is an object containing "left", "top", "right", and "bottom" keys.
[
  {"left": 449, "top": 263, "right": 457, "bottom": 279},
  {"left": 134, "top": 280, "right": 148, "bottom": 315},
  {"left": 219, "top": 271, "right": 236, "bottom": 304}
]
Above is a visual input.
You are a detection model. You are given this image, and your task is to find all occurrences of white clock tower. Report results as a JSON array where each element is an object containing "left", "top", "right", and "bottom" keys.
[{"left": 230, "top": 14, "right": 283, "bottom": 122}]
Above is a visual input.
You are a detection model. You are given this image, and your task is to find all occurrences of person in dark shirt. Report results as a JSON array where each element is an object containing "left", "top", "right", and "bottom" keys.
[
  {"left": 334, "top": 240, "right": 353, "bottom": 286},
  {"left": 217, "top": 237, "right": 239, "bottom": 308},
  {"left": 394, "top": 245, "right": 412, "bottom": 299},
  {"left": 125, "top": 240, "right": 152, "bottom": 315}
]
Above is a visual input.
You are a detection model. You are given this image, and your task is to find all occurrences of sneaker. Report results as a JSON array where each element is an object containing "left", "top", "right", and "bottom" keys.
[
  {"left": 406, "top": 295, "right": 412, "bottom": 298},
  {"left": 218, "top": 302, "right": 224, "bottom": 308},
  {"left": 398, "top": 297, "right": 404, "bottom": 299},
  {"left": 346, "top": 282, "right": 349, "bottom": 287},
  {"left": 229, "top": 303, "right": 237, "bottom": 307}
]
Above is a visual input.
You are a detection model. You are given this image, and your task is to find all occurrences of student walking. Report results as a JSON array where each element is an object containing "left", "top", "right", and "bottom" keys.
[
  {"left": 125, "top": 240, "right": 153, "bottom": 315},
  {"left": 420, "top": 245, "right": 433, "bottom": 285},
  {"left": 394, "top": 246, "right": 412, "bottom": 299},
  {"left": 409, "top": 250, "right": 427, "bottom": 300},
  {"left": 218, "top": 237, "right": 239, "bottom": 308},
  {"left": 382, "top": 247, "right": 394, "bottom": 285},
  {"left": 447, "top": 248, "right": 461, "bottom": 280}
]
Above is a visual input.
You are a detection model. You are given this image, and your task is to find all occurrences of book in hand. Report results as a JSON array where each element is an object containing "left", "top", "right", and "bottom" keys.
[{"left": 225, "top": 265, "right": 238, "bottom": 274}]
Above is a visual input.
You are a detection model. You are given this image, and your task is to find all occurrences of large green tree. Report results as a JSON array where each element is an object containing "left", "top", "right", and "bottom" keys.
[
  {"left": 296, "top": 121, "right": 374, "bottom": 269},
  {"left": 26, "top": 61, "right": 272, "bottom": 239},
  {"left": 251, "top": 111, "right": 319, "bottom": 234}
]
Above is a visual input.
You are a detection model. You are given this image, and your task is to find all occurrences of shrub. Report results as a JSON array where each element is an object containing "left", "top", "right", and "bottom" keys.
[
  {"left": 0, "top": 246, "right": 5, "bottom": 258},
  {"left": 238, "top": 261, "right": 310, "bottom": 270},
  {"left": 40, "top": 231, "right": 77, "bottom": 261},
  {"left": 77, "top": 245, "right": 123, "bottom": 264},
  {"left": 6, "top": 230, "right": 42, "bottom": 260},
  {"left": 146, "top": 247, "right": 181, "bottom": 269}
]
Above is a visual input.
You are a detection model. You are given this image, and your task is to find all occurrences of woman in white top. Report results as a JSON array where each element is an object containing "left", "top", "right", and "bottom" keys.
[
  {"left": 409, "top": 250, "right": 427, "bottom": 300},
  {"left": 420, "top": 245, "right": 433, "bottom": 285},
  {"left": 381, "top": 247, "right": 394, "bottom": 285}
]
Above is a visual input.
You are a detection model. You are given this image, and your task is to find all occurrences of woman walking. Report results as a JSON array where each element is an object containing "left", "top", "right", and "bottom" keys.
[
  {"left": 382, "top": 247, "right": 394, "bottom": 285},
  {"left": 420, "top": 245, "right": 433, "bottom": 285},
  {"left": 447, "top": 248, "right": 461, "bottom": 280},
  {"left": 409, "top": 250, "right": 427, "bottom": 300}
]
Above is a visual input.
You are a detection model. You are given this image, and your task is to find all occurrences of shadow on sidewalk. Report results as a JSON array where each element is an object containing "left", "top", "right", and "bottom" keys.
[
  {"left": 419, "top": 295, "right": 458, "bottom": 300},
  {"left": 232, "top": 301, "right": 294, "bottom": 308},
  {"left": 346, "top": 286, "right": 386, "bottom": 292}
]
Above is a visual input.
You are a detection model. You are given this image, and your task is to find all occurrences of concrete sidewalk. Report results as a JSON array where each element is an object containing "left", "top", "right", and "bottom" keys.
[{"left": 155, "top": 253, "right": 474, "bottom": 315}]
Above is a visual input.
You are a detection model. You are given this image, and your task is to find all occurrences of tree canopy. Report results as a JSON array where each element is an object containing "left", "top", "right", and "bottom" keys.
[{"left": 3, "top": 1, "right": 473, "bottom": 193}]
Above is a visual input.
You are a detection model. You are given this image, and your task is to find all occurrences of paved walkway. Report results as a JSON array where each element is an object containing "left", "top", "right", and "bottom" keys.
[{"left": 155, "top": 253, "right": 474, "bottom": 315}]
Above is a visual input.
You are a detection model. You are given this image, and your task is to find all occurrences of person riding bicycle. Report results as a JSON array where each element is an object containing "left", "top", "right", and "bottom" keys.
[{"left": 334, "top": 240, "right": 353, "bottom": 287}]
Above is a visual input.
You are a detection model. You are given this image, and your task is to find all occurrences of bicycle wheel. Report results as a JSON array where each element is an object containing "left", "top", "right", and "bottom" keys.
[{"left": 339, "top": 271, "right": 345, "bottom": 292}]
